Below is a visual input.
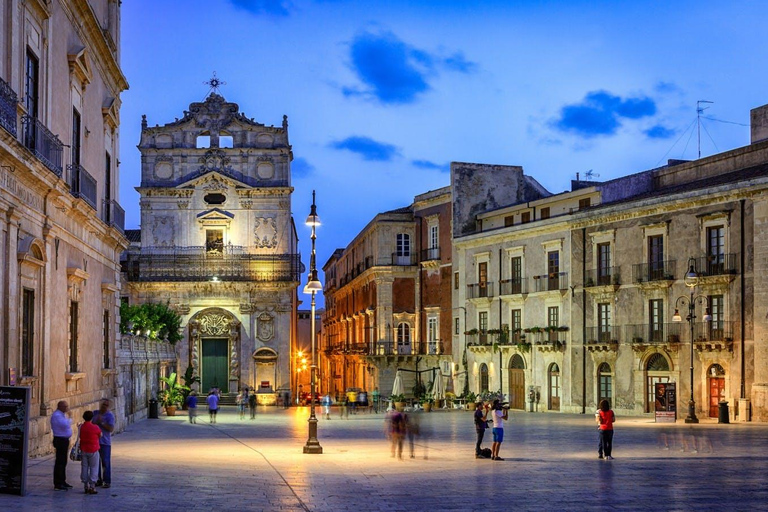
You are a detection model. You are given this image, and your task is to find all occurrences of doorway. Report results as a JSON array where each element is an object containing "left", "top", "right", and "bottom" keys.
[
  {"left": 548, "top": 363, "right": 560, "bottom": 411},
  {"left": 708, "top": 363, "right": 726, "bottom": 418},
  {"left": 508, "top": 354, "right": 526, "bottom": 410},
  {"left": 645, "top": 353, "right": 671, "bottom": 413},
  {"left": 202, "top": 338, "right": 228, "bottom": 393}
]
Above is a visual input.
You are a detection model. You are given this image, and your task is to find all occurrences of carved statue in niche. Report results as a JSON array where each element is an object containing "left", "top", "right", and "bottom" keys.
[
  {"left": 152, "top": 216, "right": 174, "bottom": 247},
  {"left": 254, "top": 216, "right": 278, "bottom": 248},
  {"left": 257, "top": 312, "right": 274, "bottom": 342}
]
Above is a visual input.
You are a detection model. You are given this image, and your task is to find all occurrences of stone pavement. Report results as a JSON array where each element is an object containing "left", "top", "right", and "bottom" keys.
[{"left": 2, "top": 406, "right": 768, "bottom": 511}]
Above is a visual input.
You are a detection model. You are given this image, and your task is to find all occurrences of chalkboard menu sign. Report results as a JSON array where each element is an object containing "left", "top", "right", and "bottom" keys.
[{"left": 0, "top": 386, "right": 30, "bottom": 496}]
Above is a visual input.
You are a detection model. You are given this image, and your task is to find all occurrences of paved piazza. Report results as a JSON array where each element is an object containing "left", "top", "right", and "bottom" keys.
[{"left": 2, "top": 406, "right": 767, "bottom": 511}]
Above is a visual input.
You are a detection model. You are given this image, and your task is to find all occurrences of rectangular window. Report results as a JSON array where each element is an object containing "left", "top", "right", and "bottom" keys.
[
  {"left": 540, "top": 207, "right": 550, "bottom": 220},
  {"left": 206, "top": 229, "right": 224, "bottom": 254},
  {"left": 478, "top": 312, "right": 488, "bottom": 332},
  {"left": 504, "top": 216, "right": 514, "bottom": 227},
  {"left": 478, "top": 261, "right": 488, "bottom": 297},
  {"left": 578, "top": 198, "right": 591, "bottom": 209},
  {"left": 22, "top": 289, "right": 34, "bottom": 376},
  {"left": 709, "top": 294, "right": 724, "bottom": 339},
  {"left": 511, "top": 309, "right": 522, "bottom": 332},
  {"left": 455, "top": 317, "right": 460, "bottom": 335},
  {"left": 25, "top": 49, "right": 39, "bottom": 118},
  {"left": 69, "top": 301, "right": 79, "bottom": 373},
  {"left": 521, "top": 211, "right": 531, "bottom": 223},
  {"left": 597, "top": 243, "right": 611, "bottom": 284},
  {"left": 648, "top": 235, "right": 664, "bottom": 279},
  {"left": 103, "top": 309, "right": 111, "bottom": 368},
  {"left": 105, "top": 152, "right": 112, "bottom": 210},
  {"left": 72, "top": 108, "right": 81, "bottom": 166},
  {"left": 454, "top": 271, "right": 459, "bottom": 290},
  {"left": 598, "top": 303, "right": 611, "bottom": 341},
  {"left": 707, "top": 226, "right": 725, "bottom": 273},
  {"left": 511, "top": 256, "right": 522, "bottom": 281},
  {"left": 428, "top": 317, "right": 438, "bottom": 342},
  {"left": 649, "top": 299, "right": 663, "bottom": 342},
  {"left": 547, "top": 251, "right": 560, "bottom": 290},
  {"left": 429, "top": 224, "right": 438, "bottom": 249},
  {"left": 548, "top": 306, "right": 559, "bottom": 328},
  {"left": 396, "top": 233, "right": 410, "bottom": 256}
]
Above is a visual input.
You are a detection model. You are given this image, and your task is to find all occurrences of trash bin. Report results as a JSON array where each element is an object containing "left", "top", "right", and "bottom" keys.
[
  {"left": 718, "top": 400, "right": 729, "bottom": 424},
  {"left": 149, "top": 399, "right": 159, "bottom": 419}
]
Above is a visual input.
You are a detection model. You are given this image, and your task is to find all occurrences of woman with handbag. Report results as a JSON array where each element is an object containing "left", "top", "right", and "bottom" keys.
[{"left": 79, "top": 411, "right": 102, "bottom": 494}]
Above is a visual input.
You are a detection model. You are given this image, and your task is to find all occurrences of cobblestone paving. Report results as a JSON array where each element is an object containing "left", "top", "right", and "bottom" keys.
[{"left": 2, "top": 406, "right": 767, "bottom": 511}]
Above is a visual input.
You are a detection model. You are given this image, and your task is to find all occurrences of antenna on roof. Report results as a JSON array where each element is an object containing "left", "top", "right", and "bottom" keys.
[
  {"left": 697, "top": 100, "right": 714, "bottom": 159},
  {"left": 585, "top": 169, "right": 599, "bottom": 180}
]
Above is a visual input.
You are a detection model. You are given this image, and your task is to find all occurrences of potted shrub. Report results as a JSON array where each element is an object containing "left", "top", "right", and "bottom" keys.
[
  {"left": 444, "top": 391, "right": 456, "bottom": 409},
  {"left": 421, "top": 393, "right": 434, "bottom": 412},
  {"left": 464, "top": 391, "right": 477, "bottom": 410},
  {"left": 391, "top": 394, "right": 406, "bottom": 412},
  {"left": 158, "top": 372, "right": 189, "bottom": 417}
]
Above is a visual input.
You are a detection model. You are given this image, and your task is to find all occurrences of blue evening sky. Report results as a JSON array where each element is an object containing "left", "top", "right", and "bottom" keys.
[{"left": 119, "top": 1, "right": 768, "bottom": 300}]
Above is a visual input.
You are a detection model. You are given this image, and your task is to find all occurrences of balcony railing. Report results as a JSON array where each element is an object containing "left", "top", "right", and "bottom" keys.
[
  {"left": 586, "top": 326, "right": 620, "bottom": 344},
  {"left": 584, "top": 267, "right": 621, "bottom": 287},
  {"left": 467, "top": 282, "right": 494, "bottom": 299},
  {"left": 123, "top": 251, "right": 302, "bottom": 282},
  {"left": 421, "top": 247, "right": 440, "bottom": 261},
  {"left": 0, "top": 76, "right": 17, "bottom": 137},
  {"left": 692, "top": 254, "right": 738, "bottom": 277},
  {"left": 532, "top": 272, "right": 568, "bottom": 292},
  {"left": 625, "top": 323, "right": 682, "bottom": 344},
  {"left": 67, "top": 164, "right": 98, "bottom": 209},
  {"left": 633, "top": 260, "right": 676, "bottom": 283},
  {"left": 499, "top": 278, "right": 527, "bottom": 295},
  {"left": 21, "top": 114, "right": 64, "bottom": 176},
  {"left": 102, "top": 199, "right": 125, "bottom": 233},
  {"left": 692, "top": 321, "right": 735, "bottom": 342},
  {"left": 364, "top": 340, "right": 446, "bottom": 356},
  {"left": 390, "top": 252, "right": 417, "bottom": 266}
]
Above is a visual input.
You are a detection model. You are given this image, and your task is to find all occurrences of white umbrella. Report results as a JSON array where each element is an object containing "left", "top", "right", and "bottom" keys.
[
  {"left": 433, "top": 371, "right": 446, "bottom": 401},
  {"left": 392, "top": 370, "right": 404, "bottom": 396}
]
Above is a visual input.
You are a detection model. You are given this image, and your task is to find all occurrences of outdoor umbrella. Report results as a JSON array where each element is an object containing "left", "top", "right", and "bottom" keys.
[
  {"left": 433, "top": 371, "right": 446, "bottom": 401},
  {"left": 392, "top": 370, "right": 404, "bottom": 397}
]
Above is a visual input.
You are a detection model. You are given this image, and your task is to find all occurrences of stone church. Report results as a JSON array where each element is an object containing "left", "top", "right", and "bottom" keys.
[{"left": 122, "top": 92, "right": 300, "bottom": 403}]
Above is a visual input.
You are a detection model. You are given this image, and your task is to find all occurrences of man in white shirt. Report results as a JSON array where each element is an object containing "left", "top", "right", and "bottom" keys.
[
  {"left": 490, "top": 399, "right": 509, "bottom": 461},
  {"left": 50, "top": 401, "right": 73, "bottom": 490}
]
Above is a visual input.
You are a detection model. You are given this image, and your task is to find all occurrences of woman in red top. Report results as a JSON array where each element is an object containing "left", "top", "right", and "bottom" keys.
[
  {"left": 596, "top": 399, "right": 616, "bottom": 460},
  {"left": 79, "top": 410, "right": 102, "bottom": 494}
]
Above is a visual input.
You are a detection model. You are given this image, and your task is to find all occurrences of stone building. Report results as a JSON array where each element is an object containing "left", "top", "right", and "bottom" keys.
[
  {"left": 121, "top": 92, "right": 301, "bottom": 405},
  {"left": 454, "top": 103, "right": 768, "bottom": 421},
  {"left": 321, "top": 187, "right": 453, "bottom": 399},
  {"left": 0, "top": 0, "right": 129, "bottom": 454}
]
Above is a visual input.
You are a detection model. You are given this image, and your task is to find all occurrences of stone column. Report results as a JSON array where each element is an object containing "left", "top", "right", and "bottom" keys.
[{"left": 751, "top": 196, "right": 768, "bottom": 421}]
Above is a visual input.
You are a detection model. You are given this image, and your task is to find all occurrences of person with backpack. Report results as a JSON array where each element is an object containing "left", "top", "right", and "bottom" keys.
[
  {"left": 596, "top": 399, "right": 616, "bottom": 459},
  {"left": 474, "top": 401, "right": 490, "bottom": 459}
]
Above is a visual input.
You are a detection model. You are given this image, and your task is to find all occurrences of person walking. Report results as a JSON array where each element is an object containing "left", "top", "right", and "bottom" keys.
[
  {"left": 386, "top": 407, "right": 405, "bottom": 459},
  {"left": 237, "top": 389, "right": 246, "bottom": 420},
  {"left": 248, "top": 388, "right": 257, "bottom": 419},
  {"left": 92, "top": 399, "right": 115, "bottom": 488},
  {"left": 474, "top": 401, "right": 490, "bottom": 459},
  {"left": 490, "top": 399, "right": 509, "bottom": 461},
  {"left": 186, "top": 391, "right": 198, "bottom": 424},
  {"left": 207, "top": 389, "right": 220, "bottom": 424},
  {"left": 321, "top": 393, "right": 332, "bottom": 419},
  {"left": 372, "top": 387, "right": 381, "bottom": 413},
  {"left": 51, "top": 400, "right": 73, "bottom": 491},
  {"left": 79, "top": 410, "right": 102, "bottom": 494},
  {"left": 597, "top": 399, "right": 616, "bottom": 460}
]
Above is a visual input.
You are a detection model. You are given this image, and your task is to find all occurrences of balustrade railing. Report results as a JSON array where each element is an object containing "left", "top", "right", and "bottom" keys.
[
  {"left": 532, "top": 272, "right": 568, "bottom": 292},
  {"left": 499, "top": 278, "right": 527, "bottom": 295},
  {"left": 21, "top": 114, "right": 64, "bottom": 176},
  {"left": 102, "top": 199, "right": 126, "bottom": 233},
  {"left": 633, "top": 260, "right": 676, "bottom": 283},
  {"left": 586, "top": 326, "right": 620, "bottom": 343},
  {"left": 67, "top": 163, "right": 98, "bottom": 209},
  {"left": 0, "top": 76, "right": 17, "bottom": 137},
  {"left": 467, "top": 282, "right": 494, "bottom": 299},
  {"left": 625, "top": 323, "right": 682, "bottom": 344},
  {"left": 692, "top": 254, "right": 738, "bottom": 277},
  {"left": 421, "top": 247, "right": 440, "bottom": 261},
  {"left": 584, "top": 267, "right": 621, "bottom": 287}
]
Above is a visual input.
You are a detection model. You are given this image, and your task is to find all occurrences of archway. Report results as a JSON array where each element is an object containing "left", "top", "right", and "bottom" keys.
[
  {"left": 645, "top": 353, "right": 671, "bottom": 413},
  {"left": 188, "top": 307, "right": 241, "bottom": 394},
  {"left": 597, "top": 362, "right": 612, "bottom": 407},
  {"left": 707, "top": 363, "right": 725, "bottom": 418},
  {"left": 508, "top": 354, "right": 526, "bottom": 409},
  {"left": 548, "top": 363, "right": 560, "bottom": 411},
  {"left": 479, "top": 363, "right": 489, "bottom": 393}
]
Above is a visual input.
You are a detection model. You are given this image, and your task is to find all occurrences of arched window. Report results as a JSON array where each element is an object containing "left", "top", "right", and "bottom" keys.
[
  {"left": 646, "top": 353, "right": 670, "bottom": 371},
  {"left": 549, "top": 363, "right": 560, "bottom": 411},
  {"left": 397, "top": 323, "right": 411, "bottom": 354},
  {"left": 645, "top": 353, "right": 671, "bottom": 412},
  {"left": 510, "top": 354, "right": 525, "bottom": 369},
  {"left": 598, "top": 362, "right": 612, "bottom": 406},
  {"left": 479, "top": 363, "right": 489, "bottom": 392}
]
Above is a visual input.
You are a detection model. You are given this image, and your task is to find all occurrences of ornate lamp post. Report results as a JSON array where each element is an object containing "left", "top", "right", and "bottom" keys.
[
  {"left": 672, "top": 257, "right": 712, "bottom": 424},
  {"left": 303, "top": 191, "right": 323, "bottom": 454}
]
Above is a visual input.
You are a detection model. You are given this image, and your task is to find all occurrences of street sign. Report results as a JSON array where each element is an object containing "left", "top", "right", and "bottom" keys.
[
  {"left": 0, "top": 386, "right": 30, "bottom": 495},
  {"left": 655, "top": 382, "right": 677, "bottom": 423}
]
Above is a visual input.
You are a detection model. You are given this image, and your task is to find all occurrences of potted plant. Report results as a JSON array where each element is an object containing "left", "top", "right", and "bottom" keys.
[
  {"left": 391, "top": 394, "right": 406, "bottom": 412},
  {"left": 445, "top": 391, "right": 456, "bottom": 409},
  {"left": 421, "top": 393, "right": 435, "bottom": 412},
  {"left": 464, "top": 391, "right": 477, "bottom": 410},
  {"left": 517, "top": 341, "right": 531, "bottom": 353},
  {"left": 158, "top": 372, "right": 189, "bottom": 417}
]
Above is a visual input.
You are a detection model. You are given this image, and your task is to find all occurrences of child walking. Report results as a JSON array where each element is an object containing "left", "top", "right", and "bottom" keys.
[
  {"left": 79, "top": 410, "right": 102, "bottom": 494},
  {"left": 596, "top": 399, "right": 616, "bottom": 460}
]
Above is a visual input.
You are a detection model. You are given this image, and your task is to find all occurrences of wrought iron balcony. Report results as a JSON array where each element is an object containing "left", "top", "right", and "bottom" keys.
[
  {"left": 390, "top": 252, "right": 417, "bottom": 266},
  {"left": 532, "top": 272, "right": 568, "bottom": 292},
  {"left": 586, "top": 326, "right": 620, "bottom": 344},
  {"left": 584, "top": 267, "right": 621, "bottom": 287},
  {"left": 633, "top": 260, "right": 676, "bottom": 283},
  {"left": 21, "top": 114, "right": 64, "bottom": 176},
  {"left": 0, "top": 76, "right": 17, "bottom": 137},
  {"left": 499, "top": 278, "right": 527, "bottom": 295},
  {"left": 625, "top": 323, "right": 682, "bottom": 344},
  {"left": 123, "top": 249, "right": 302, "bottom": 283},
  {"left": 467, "top": 282, "right": 494, "bottom": 299},
  {"left": 102, "top": 199, "right": 125, "bottom": 233},
  {"left": 692, "top": 254, "right": 738, "bottom": 277},
  {"left": 421, "top": 247, "right": 440, "bottom": 261},
  {"left": 67, "top": 164, "right": 98, "bottom": 209},
  {"left": 692, "top": 321, "right": 734, "bottom": 342}
]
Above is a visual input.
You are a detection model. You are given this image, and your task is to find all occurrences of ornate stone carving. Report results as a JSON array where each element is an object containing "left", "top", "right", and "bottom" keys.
[
  {"left": 240, "top": 303, "right": 257, "bottom": 314},
  {"left": 152, "top": 216, "right": 174, "bottom": 247},
  {"left": 198, "top": 149, "right": 234, "bottom": 176},
  {"left": 229, "top": 322, "right": 240, "bottom": 379},
  {"left": 154, "top": 155, "right": 174, "bottom": 179},
  {"left": 257, "top": 312, "right": 274, "bottom": 342},
  {"left": 239, "top": 199, "right": 253, "bottom": 209},
  {"left": 177, "top": 200, "right": 190, "bottom": 209},
  {"left": 199, "top": 313, "right": 232, "bottom": 336},
  {"left": 254, "top": 216, "right": 278, "bottom": 248}
]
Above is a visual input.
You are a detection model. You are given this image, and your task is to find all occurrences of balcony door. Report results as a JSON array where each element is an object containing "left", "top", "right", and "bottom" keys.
[
  {"left": 397, "top": 323, "right": 411, "bottom": 355},
  {"left": 478, "top": 261, "right": 488, "bottom": 297},
  {"left": 648, "top": 235, "right": 664, "bottom": 280}
]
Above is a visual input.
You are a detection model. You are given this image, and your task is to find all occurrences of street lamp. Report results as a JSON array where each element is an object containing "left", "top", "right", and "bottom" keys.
[
  {"left": 303, "top": 191, "right": 323, "bottom": 454},
  {"left": 453, "top": 306, "right": 469, "bottom": 396},
  {"left": 672, "top": 257, "right": 712, "bottom": 424}
]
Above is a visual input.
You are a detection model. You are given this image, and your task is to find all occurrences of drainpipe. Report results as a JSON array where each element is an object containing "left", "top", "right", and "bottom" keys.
[
  {"left": 741, "top": 199, "right": 746, "bottom": 399},
  {"left": 582, "top": 228, "right": 587, "bottom": 414},
  {"left": 499, "top": 247, "right": 503, "bottom": 395}
]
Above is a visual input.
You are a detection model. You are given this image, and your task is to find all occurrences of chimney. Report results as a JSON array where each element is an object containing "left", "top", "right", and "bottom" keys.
[{"left": 751, "top": 104, "right": 768, "bottom": 144}]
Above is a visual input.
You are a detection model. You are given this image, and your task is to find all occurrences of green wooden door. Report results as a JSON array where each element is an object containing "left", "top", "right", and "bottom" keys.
[{"left": 202, "top": 339, "right": 228, "bottom": 393}]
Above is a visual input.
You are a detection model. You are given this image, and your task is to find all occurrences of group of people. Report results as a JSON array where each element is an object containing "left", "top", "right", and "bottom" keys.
[
  {"left": 385, "top": 406, "right": 429, "bottom": 459},
  {"left": 185, "top": 387, "right": 260, "bottom": 424},
  {"left": 50, "top": 399, "right": 115, "bottom": 494},
  {"left": 236, "top": 387, "right": 258, "bottom": 419}
]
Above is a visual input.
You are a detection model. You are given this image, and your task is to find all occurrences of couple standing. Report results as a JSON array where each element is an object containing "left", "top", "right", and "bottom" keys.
[{"left": 474, "top": 400, "right": 509, "bottom": 461}]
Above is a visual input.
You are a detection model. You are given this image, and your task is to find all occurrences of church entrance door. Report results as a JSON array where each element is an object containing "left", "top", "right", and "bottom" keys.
[{"left": 202, "top": 338, "right": 228, "bottom": 393}]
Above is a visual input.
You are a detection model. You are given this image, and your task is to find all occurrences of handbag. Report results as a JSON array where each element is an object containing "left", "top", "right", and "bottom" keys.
[{"left": 69, "top": 424, "right": 82, "bottom": 461}]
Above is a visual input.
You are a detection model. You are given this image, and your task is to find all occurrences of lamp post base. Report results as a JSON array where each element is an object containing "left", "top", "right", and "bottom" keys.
[
  {"left": 303, "top": 413, "right": 323, "bottom": 454},
  {"left": 684, "top": 400, "right": 699, "bottom": 424}
]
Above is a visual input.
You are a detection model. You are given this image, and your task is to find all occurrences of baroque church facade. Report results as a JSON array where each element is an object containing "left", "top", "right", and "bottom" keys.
[{"left": 122, "top": 93, "right": 300, "bottom": 403}]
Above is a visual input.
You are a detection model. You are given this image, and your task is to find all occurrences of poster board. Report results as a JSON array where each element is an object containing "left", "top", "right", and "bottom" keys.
[
  {"left": 654, "top": 382, "right": 677, "bottom": 423},
  {"left": 0, "top": 386, "right": 30, "bottom": 496}
]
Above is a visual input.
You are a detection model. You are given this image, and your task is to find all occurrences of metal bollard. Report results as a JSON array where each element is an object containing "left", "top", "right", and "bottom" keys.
[
  {"left": 148, "top": 399, "right": 159, "bottom": 419},
  {"left": 718, "top": 400, "right": 730, "bottom": 424}
]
